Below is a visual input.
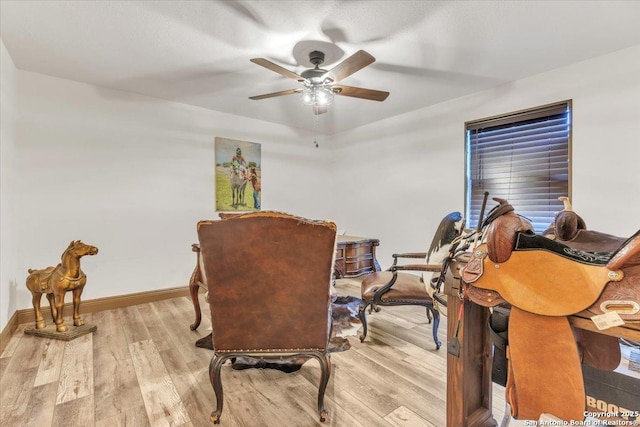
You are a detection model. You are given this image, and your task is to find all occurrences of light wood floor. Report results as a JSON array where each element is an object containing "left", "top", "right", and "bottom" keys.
[{"left": 1, "top": 279, "right": 516, "bottom": 427}]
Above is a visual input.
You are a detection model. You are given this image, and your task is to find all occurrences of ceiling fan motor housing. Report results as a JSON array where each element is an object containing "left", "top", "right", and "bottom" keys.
[{"left": 309, "top": 50, "right": 325, "bottom": 66}]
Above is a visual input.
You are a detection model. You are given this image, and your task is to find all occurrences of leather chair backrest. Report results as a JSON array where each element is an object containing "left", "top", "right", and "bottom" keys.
[{"left": 197, "top": 212, "right": 337, "bottom": 352}]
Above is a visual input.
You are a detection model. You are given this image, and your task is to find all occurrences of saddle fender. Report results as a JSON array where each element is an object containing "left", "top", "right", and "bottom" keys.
[{"left": 460, "top": 242, "right": 623, "bottom": 316}]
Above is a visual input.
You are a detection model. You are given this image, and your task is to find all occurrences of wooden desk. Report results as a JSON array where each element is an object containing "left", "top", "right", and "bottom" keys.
[{"left": 334, "top": 235, "right": 381, "bottom": 278}]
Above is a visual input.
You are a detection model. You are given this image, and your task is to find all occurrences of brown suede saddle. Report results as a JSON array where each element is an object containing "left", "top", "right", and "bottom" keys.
[{"left": 460, "top": 199, "right": 640, "bottom": 422}]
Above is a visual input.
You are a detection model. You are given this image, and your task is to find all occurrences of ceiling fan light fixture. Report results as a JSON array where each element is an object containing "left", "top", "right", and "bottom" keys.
[
  {"left": 250, "top": 49, "right": 388, "bottom": 111},
  {"left": 301, "top": 86, "right": 334, "bottom": 107}
]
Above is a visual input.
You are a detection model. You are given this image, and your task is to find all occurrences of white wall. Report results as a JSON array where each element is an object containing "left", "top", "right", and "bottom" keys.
[
  {"left": 2, "top": 42, "right": 640, "bottom": 331},
  {"left": 328, "top": 45, "right": 640, "bottom": 267},
  {"left": 1, "top": 40, "right": 18, "bottom": 328},
  {"left": 0, "top": 61, "right": 334, "bottom": 330}
]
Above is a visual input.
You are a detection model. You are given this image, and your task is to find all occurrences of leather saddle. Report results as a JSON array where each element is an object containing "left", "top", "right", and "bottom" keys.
[{"left": 460, "top": 198, "right": 640, "bottom": 422}]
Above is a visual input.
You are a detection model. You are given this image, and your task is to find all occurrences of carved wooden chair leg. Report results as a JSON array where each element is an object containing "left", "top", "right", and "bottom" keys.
[
  {"left": 189, "top": 276, "right": 201, "bottom": 331},
  {"left": 311, "top": 351, "right": 332, "bottom": 422},
  {"left": 428, "top": 306, "right": 441, "bottom": 349},
  {"left": 358, "top": 300, "right": 370, "bottom": 342},
  {"left": 209, "top": 354, "right": 232, "bottom": 425},
  {"left": 425, "top": 306, "right": 433, "bottom": 323},
  {"left": 189, "top": 244, "right": 202, "bottom": 331}
]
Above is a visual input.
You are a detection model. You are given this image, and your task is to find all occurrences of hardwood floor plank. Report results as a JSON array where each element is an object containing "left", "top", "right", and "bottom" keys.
[
  {"left": 160, "top": 346, "right": 217, "bottom": 427},
  {"left": 240, "top": 367, "right": 323, "bottom": 425},
  {"left": 0, "top": 324, "right": 26, "bottom": 358},
  {"left": 352, "top": 322, "right": 448, "bottom": 386},
  {"left": 220, "top": 366, "right": 312, "bottom": 427},
  {"left": 0, "top": 356, "right": 9, "bottom": 386},
  {"left": 194, "top": 367, "right": 246, "bottom": 427},
  {"left": 92, "top": 308, "right": 147, "bottom": 422},
  {"left": 384, "top": 405, "right": 436, "bottom": 427},
  {"left": 349, "top": 337, "right": 447, "bottom": 392},
  {"left": 94, "top": 357, "right": 145, "bottom": 422},
  {"left": 0, "top": 332, "right": 47, "bottom": 424},
  {"left": 300, "top": 353, "right": 401, "bottom": 417},
  {"left": 33, "top": 338, "right": 66, "bottom": 387},
  {"left": 129, "top": 339, "right": 190, "bottom": 426},
  {"left": 94, "top": 405, "right": 151, "bottom": 427},
  {"left": 22, "top": 382, "right": 58, "bottom": 427},
  {"left": 136, "top": 302, "right": 175, "bottom": 353},
  {"left": 92, "top": 309, "right": 133, "bottom": 361},
  {"left": 7, "top": 333, "right": 46, "bottom": 371},
  {"left": 364, "top": 315, "right": 436, "bottom": 350},
  {"left": 118, "top": 305, "right": 151, "bottom": 344},
  {"left": 51, "top": 394, "right": 94, "bottom": 426},
  {"left": 150, "top": 299, "right": 210, "bottom": 371},
  {"left": 0, "top": 368, "right": 37, "bottom": 426},
  {"left": 330, "top": 387, "right": 392, "bottom": 426},
  {"left": 260, "top": 362, "right": 369, "bottom": 427},
  {"left": 1, "top": 290, "right": 502, "bottom": 427},
  {"left": 336, "top": 340, "right": 447, "bottom": 425},
  {"left": 56, "top": 333, "right": 94, "bottom": 405}
]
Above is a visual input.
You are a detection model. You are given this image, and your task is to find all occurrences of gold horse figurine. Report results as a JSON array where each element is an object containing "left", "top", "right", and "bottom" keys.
[{"left": 26, "top": 240, "right": 98, "bottom": 332}]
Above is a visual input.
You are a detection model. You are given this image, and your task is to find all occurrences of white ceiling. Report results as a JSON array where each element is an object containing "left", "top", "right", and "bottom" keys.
[{"left": 2, "top": 1, "right": 640, "bottom": 135}]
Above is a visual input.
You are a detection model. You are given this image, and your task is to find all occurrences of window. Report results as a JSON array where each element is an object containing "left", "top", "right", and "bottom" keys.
[{"left": 465, "top": 101, "right": 571, "bottom": 232}]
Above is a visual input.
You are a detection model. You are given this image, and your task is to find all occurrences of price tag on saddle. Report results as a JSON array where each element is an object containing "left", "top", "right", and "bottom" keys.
[{"left": 591, "top": 311, "right": 625, "bottom": 330}]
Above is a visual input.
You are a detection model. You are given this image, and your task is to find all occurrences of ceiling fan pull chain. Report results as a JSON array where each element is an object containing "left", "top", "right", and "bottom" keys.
[{"left": 313, "top": 113, "right": 319, "bottom": 148}]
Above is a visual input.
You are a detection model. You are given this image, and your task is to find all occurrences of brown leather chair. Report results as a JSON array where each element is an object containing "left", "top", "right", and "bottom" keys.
[
  {"left": 358, "top": 212, "right": 464, "bottom": 349},
  {"left": 197, "top": 211, "right": 337, "bottom": 424},
  {"left": 189, "top": 212, "right": 244, "bottom": 331}
]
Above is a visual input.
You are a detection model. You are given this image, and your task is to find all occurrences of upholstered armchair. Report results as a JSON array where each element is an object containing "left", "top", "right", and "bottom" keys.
[
  {"left": 358, "top": 212, "right": 465, "bottom": 350},
  {"left": 189, "top": 212, "right": 244, "bottom": 331},
  {"left": 196, "top": 211, "right": 337, "bottom": 424}
]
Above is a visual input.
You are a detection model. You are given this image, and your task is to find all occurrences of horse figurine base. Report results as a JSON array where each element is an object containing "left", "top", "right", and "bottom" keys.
[
  {"left": 25, "top": 240, "right": 98, "bottom": 333},
  {"left": 24, "top": 322, "right": 97, "bottom": 341}
]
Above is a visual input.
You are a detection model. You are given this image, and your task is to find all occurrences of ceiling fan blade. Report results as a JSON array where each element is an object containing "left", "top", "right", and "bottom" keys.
[
  {"left": 324, "top": 50, "right": 376, "bottom": 82},
  {"left": 250, "top": 58, "right": 305, "bottom": 82},
  {"left": 249, "top": 88, "right": 301, "bottom": 100},
  {"left": 332, "top": 85, "right": 389, "bottom": 102}
]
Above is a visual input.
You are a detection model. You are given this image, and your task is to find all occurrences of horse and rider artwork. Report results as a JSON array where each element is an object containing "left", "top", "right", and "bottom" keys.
[
  {"left": 24, "top": 240, "right": 98, "bottom": 340},
  {"left": 214, "top": 137, "right": 262, "bottom": 212}
]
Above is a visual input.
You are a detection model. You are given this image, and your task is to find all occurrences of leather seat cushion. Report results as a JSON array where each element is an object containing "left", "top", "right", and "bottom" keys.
[{"left": 361, "top": 271, "right": 432, "bottom": 302}]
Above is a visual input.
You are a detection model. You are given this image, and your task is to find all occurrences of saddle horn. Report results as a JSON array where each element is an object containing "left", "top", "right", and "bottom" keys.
[{"left": 554, "top": 197, "right": 587, "bottom": 240}]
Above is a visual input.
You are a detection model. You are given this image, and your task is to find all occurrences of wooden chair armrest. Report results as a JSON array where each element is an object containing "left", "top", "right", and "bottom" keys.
[
  {"left": 393, "top": 252, "right": 427, "bottom": 259},
  {"left": 391, "top": 264, "right": 443, "bottom": 272}
]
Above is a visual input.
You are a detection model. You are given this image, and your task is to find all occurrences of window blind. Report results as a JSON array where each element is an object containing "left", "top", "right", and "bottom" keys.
[{"left": 465, "top": 102, "right": 571, "bottom": 232}]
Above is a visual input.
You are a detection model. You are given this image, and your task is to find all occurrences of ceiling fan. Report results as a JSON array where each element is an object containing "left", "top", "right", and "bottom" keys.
[{"left": 249, "top": 50, "right": 390, "bottom": 114}]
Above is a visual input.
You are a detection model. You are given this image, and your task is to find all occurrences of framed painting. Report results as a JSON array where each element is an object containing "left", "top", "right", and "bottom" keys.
[{"left": 215, "top": 137, "right": 261, "bottom": 212}]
